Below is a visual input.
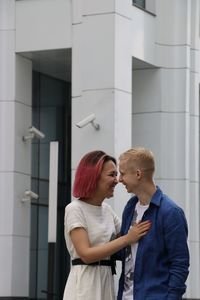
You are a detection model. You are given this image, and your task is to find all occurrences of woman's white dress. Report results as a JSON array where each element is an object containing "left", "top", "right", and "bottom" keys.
[{"left": 63, "top": 199, "right": 121, "bottom": 300}]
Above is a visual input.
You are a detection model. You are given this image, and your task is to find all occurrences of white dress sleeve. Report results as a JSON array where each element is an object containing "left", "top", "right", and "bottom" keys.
[{"left": 64, "top": 202, "right": 87, "bottom": 234}]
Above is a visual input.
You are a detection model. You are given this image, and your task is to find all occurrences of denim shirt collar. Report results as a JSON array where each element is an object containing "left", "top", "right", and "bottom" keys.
[
  {"left": 150, "top": 186, "right": 163, "bottom": 207},
  {"left": 127, "top": 185, "right": 163, "bottom": 209}
]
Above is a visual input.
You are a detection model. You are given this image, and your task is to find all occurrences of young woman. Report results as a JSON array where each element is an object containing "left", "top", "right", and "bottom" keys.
[{"left": 63, "top": 150, "right": 151, "bottom": 300}]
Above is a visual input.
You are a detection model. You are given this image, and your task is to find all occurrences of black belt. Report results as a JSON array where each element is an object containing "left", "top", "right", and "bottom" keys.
[{"left": 72, "top": 258, "right": 116, "bottom": 275}]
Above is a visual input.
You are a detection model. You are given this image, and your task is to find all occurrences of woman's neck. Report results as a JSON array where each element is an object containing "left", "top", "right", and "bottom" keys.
[{"left": 80, "top": 196, "right": 103, "bottom": 206}]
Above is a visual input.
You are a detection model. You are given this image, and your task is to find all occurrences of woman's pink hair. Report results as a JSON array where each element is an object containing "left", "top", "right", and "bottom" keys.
[{"left": 73, "top": 150, "right": 116, "bottom": 199}]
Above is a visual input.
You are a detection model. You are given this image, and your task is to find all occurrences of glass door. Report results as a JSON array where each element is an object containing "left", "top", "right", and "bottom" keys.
[{"left": 29, "top": 72, "right": 71, "bottom": 300}]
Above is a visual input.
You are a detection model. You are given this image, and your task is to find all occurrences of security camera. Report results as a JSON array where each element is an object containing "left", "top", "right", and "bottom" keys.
[
  {"left": 23, "top": 126, "right": 45, "bottom": 141},
  {"left": 29, "top": 126, "right": 45, "bottom": 139},
  {"left": 22, "top": 190, "right": 39, "bottom": 202},
  {"left": 76, "top": 113, "right": 100, "bottom": 130},
  {"left": 76, "top": 114, "right": 96, "bottom": 128}
]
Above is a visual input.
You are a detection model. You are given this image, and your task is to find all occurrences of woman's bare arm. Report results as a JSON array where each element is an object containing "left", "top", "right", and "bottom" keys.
[{"left": 70, "top": 221, "right": 151, "bottom": 264}]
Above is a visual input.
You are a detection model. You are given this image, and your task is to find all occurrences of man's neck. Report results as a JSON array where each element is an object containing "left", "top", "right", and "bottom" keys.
[{"left": 138, "top": 183, "right": 157, "bottom": 205}]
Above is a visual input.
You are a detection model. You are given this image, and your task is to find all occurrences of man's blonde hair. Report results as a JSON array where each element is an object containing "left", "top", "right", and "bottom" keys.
[{"left": 119, "top": 147, "right": 155, "bottom": 178}]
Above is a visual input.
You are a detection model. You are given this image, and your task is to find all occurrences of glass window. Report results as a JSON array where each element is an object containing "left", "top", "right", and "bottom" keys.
[{"left": 133, "top": 0, "right": 145, "bottom": 9}]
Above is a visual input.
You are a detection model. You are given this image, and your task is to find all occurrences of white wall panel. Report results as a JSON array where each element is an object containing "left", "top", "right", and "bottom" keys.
[
  {"left": 114, "top": 90, "right": 132, "bottom": 158},
  {"left": 72, "top": 0, "right": 82, "bottom": 24},
  {"left": 15, "top": 102, "right": 32, "bottom": 175},
  {"left": 190, "top": 115, "right": 199, "bottom": 182},
  {"left": 115, "top": 0, "right": 132, "bottom": 18},
  {"left": 81, "top": 14, "right": 115, "bottom": 90},
  {"left": 0, "top": 173, "right": 14, "bottom": 235},
  {"left": 160, "top": 68, "right": 189, "bottom": 112},
  {"left": 0, "top": 0, "right": 15, "bottom": 30},
  {"left": 156, "top": 44, "right": 190, "bottom": 68},
  {"left": 83, "top": 0, "right": 115, "bottom": 15},
  {"left": 189, "top": 182, "right": 200, "bottom": 242},
  {"left": 190, "top": 0, "right": 200, "bottom": 50},
  {"left": 0, "top": 236, "right": 12, "bottom": 295},
  {"left": 0, "top": 102, "right": 15, "bottom": 172},
  {"left": 155, "top": 179, "right": 189, "bottom": 213},
  {"left": 190, "top": 73, "right": 199, "bottom": 116},
  {"left": 115, "top": 14, "right": 132, "bottom": 92},
  {"left": 0, "top": 31, "right": 15, "bottom": 101},
  {"left": 83, "top": 0, "right": 131, "bottom": 17},
  {"left": 13, "top": 173, "right": 30, "bottom": 237},
  {"left": 190, "top": 49, "right": 200, "bottom": 73},
  {"left": 132, "top": 112, "right": 190, "bottom": 181},
  {"left": 0, "top": 3, "right": 33, "bottom": 294},
  {"left": 132, "top": 112, "right": 161, "bottom": 178},
  {"left": 16, "top": 0, "right": 72, "bottom": 52},
  {"left": 15, "top": 55, "right": 32, "bottom": 106},
  {"left": 132, "top": 69, "right": 161, "bottom": 113},
  {"left": 155, "top": 0, "right": 189, "bottom": 45},
  {"left": 160, "top": 112, "right": 189, "bottom": 179},
  {"left": 72, "top": 90, "right": 115, "bottom": 168},
  {"left": 145, "top": 0, "right": 156, "bottom": 14},
  {"left": 131, "top": 6, "right": 156, "bottom": 65},
  {"left": 72, "top": 24, "right": 82, "bottom": 97},
  {"left": 187, "top": 241, "right": 200, "bottom": 298},
  {"left": 11, "top": 236, "right": 29, "bottom": 296}
]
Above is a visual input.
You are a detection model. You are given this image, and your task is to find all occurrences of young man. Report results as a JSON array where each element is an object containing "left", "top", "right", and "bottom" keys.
[{"left": 117, "top": 147, "right": 189, "bottom": 300}]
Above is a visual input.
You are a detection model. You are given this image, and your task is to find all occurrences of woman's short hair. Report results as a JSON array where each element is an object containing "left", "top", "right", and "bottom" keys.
[{"left": 73, "top": 150, "right": 116, "bottom": 199}]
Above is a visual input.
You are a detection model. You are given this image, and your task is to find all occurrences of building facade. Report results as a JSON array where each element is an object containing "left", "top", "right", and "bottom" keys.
[{"left": 0, "top": 0, "right": 199, "bottom": 299}]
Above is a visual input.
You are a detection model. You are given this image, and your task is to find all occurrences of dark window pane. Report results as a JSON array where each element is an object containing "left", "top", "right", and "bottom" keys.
[{"left": 133, "top": 0, "right": 145, "bottom": 8}]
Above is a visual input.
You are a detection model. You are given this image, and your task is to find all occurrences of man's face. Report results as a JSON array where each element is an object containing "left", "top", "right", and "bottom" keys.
[{"left": 119, "top": 159, "right": 138, "bottom": 194}]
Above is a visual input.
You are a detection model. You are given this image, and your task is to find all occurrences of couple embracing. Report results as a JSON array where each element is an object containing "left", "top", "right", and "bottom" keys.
[{"left": 63, "top": 148, "right": 189, "bottom": 300}]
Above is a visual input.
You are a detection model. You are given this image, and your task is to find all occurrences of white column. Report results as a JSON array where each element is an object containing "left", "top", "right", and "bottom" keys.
[
  {"left": 0, "top": 0, "right": 32, "bottom": 297},
  {"left": 71, "top": 3, "right": 132, "bottom": 292},
  {"left": 188, "top": 0, "right": 200, "bottom": 298},
  {"left": 132, "top": 0, "right": 190, "bottom": 211},
  {"left": 71, "top": 0, "right": 132, "bottom": 214},
  {"left": 152, "top": 0, "right": 191, "bottom": 213},
  {"left": 132, "top": 0, "right": 198, "bottom": 298}
]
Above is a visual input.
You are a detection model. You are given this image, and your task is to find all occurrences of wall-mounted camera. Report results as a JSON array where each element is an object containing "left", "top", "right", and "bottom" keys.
[
  {"left": 23, "top": 126, "right": 45, "bottom": 141},
  {"left": 21, "top": 190, "right": 39, "bottom": 203},
  {"left": 76, "top": 113, "right": 100, "bottom": 130}
]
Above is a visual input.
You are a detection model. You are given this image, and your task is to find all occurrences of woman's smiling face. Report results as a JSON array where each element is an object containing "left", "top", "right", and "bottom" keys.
[{"left": 95, "top": 160, "right": 118, "bottom": 199}]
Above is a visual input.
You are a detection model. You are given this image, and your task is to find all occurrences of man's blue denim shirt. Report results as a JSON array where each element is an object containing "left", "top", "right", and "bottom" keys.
[{"left": 117, "top": 187, "right": 189, "bottom": 300}]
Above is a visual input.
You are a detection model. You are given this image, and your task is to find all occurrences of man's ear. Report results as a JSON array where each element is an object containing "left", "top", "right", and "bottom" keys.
[{"left": 136, "top": 169, "right": 142, "bottom": 179}]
